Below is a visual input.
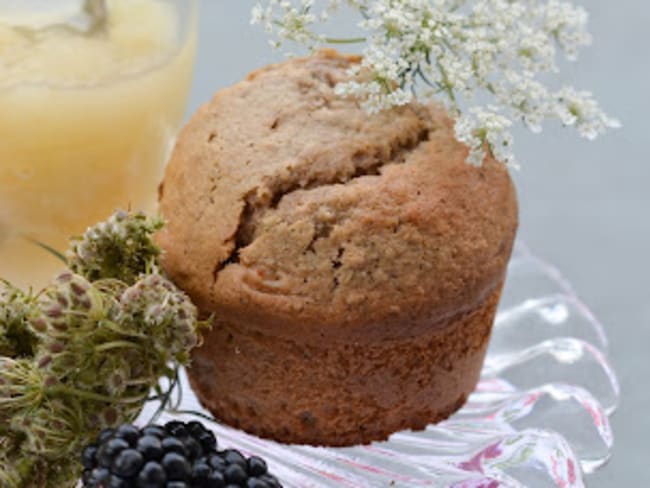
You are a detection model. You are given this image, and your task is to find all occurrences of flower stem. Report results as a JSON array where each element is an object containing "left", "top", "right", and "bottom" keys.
[
  {"left": 325, "top": 37, "right": 367, "bottom": 44},
  {"left": 94, "top": 341, "right": 142, "bottom": 352},
  {"left": 47, "top": 385, "right": 146, "bottom": 405},
  {"left": 436, "top": 60, "right": 458, "bottom": 106},
  {"left": 101, "top": 321, "right": 147, "bottom": 339},
  {"left": 23, "top": 237, "right": 67, "bottom": 265},
  {"left": 147, "top": 366, "right": 179, "bottom": 424},
  {"left": 166, "top": 408, "right": 216, "bottom": 424}
]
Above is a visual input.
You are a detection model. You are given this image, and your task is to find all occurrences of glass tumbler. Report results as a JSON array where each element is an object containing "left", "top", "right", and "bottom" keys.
[{"left": 0, "top": 0, "right": 198, "bottom": 289}]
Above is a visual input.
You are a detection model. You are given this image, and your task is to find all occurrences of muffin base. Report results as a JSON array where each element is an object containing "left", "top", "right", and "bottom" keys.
[{"left": 188, "top": 284, "right": 503, "bottom": 447}]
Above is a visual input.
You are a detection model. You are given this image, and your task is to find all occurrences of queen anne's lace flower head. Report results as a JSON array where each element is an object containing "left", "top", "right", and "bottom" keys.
[
  {"left": 1, "top": 211, "right": 207, "bottom": 486},
  {"left": 67, "top": 211, "right": 163, "bottom": 285},
  {"left": 0, "top": 283, "right": 38, "bottom": 358},
  {"left": 252, "top": 0, "right": 620, "bottom": 167}
]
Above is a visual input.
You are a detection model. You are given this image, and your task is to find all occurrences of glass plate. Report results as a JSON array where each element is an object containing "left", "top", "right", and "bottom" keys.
[{"left": 138, "top": 242, "right": 619, "bottom": 488}]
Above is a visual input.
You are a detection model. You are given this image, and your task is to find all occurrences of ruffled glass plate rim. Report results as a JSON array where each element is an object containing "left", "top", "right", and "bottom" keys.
[{"left": 138, "top": 241, "right": 619, "bottom": 488}]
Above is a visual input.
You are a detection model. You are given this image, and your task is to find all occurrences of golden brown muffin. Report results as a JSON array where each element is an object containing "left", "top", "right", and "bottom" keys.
[{"left": 158, "top": 50, "right": 518, "bottom": 446}]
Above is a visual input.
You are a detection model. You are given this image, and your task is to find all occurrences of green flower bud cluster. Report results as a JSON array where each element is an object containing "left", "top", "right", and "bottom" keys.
[
  {"left": 119, "top": 273, "right": 200, "bottom": 361},
  {"left": 67, "top": 210, "right": 164, "bottom": 285},
  {"left": 0, "top": 211, "right": 208, "bottom": 487},
  {"left": 0, "top": 434, "right": 30, "bottom": 488},
  {"left": 0, "top": 283, "right": 38, "bottom": 358},
  {"left": 0, "top": 358, "right": 44, "bottom": 429}
]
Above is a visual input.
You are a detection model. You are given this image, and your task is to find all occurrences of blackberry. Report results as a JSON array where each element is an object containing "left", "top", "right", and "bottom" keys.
[
  {"left": 97, "top": 438, "right": 130, "bottom": 468},
  {"left": 137, "top": 462, "right": 167, "bottom": 487},
  {"left": 142, "top": 425, "right": 166, "bottom": 439},
  {"left": 112, "top": 449, "right": 144, "bottom": 478},
  {"left": 137, "top": 436, "right": 164, "bottom": 461},
  {"left": 162, "top": 452, "right": 192, "bottom": 480},
  {"left": 165, "top": 420, "right": 189, "bottom": 438},
  {"left": 222, "top": 450, "right": 246, "bottom": 470},
  {"left": 98, "top": 428, "right": 117, "bottom": 444},
  {"left": 116, "top": 424, "right": 141, "bottom": 447},
  {"left": 208, "top": 454, "right": 226, "bottom": 472},
  {"left": 183, "top": 436, "right": 203, "bottom": 459},
  {"left": 207, "top": 470, "right": 226, "bottom": 488},
  {"left": 247, "top": 458, "right": 267, "bottom": 478},
  {"left": 247, "top": 480, "right": 271, "bottom": 488},
  {"left": 82, "top": 445, "right": 99, "bottom": 469},
  {"left": 224, "top": 464, "right": 247, "bottom": 485},
  {"left": 162, "top": 437, "right": 189, "bottom": 457},
  {"left": 80, "top": 421, "right": 283, "bottom": 488},
  {"left": 190, "top": 462, "right": 211, "bottom": 483}
]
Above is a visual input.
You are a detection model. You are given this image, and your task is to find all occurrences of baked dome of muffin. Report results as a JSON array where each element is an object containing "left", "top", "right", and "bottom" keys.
[{"left": 158, "top": 50, "right": 518, "bottom": 446}]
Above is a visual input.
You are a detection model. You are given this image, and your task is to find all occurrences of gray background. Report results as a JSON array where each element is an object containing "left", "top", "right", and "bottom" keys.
[{"left": 188, "top": 2, "right": 649, "bottom": 485}]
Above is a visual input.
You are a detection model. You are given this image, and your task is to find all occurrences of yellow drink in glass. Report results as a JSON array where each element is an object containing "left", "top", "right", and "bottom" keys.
[{"left": 0, "top": 0, "right": 197, "bottom": 289}]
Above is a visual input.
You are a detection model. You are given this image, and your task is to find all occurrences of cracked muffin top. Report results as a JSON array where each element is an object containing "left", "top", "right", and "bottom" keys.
[{"left": 158, "top": 50, "right": 518, "bottom": 343}]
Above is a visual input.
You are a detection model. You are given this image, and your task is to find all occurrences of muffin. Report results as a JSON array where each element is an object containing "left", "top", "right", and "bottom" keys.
[{"left": 158, "top": 50, "right": 518, "bottom": 446}]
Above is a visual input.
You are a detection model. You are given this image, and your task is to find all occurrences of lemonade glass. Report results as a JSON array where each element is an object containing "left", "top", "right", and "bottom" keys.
[{"left": 0, "top": 0, "right": 198, "bottom": 289}]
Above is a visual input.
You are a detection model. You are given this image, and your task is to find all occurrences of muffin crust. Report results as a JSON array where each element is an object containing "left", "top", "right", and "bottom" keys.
[
  {"left": 189, "top": 285, "right": 503, "bottom": 445},
  {"left": 158, "top": 50, "right": 518, "bottom": 445}
]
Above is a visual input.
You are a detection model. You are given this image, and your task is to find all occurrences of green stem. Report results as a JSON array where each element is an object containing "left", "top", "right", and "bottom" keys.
[
  {"left": 436, "top": 61, "right": 457, "bottom": 105},
  {"left": 166, "top": 408, "right": 216, "bottom": 424},
  {"left": 47, "top": 385, "right": 147, "bottom": 405},
  {"left": 125, "top": 377, "right": 157, "bottom": 386},
  {"left": 0, "top": 395, "right": 39, "bottom": 407},
  {"left": 173, "top": 367, "right": 183, "bottom": 410},
  {"left": 94, "top": 341, "right": 142, "bottom": 352},
  {"left": 325, "top": 37, "right": 367, "bottom": 44},
  {"left": 147, "top": 365, "right": 179, "bottom": 425},
  {"left": 23, "top": 237, "right": 67, "bottom": 265},
  {"left": 100, "top": 321, "right": 147, "bottom": 339}
]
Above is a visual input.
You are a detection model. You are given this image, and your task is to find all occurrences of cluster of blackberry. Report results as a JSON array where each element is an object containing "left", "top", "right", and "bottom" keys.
[{"left": 81, "top": 421, "right": 282, "bottom": 488}]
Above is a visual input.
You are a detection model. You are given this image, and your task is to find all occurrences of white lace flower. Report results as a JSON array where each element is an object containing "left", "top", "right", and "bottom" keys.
[
  {"left": 554, "top": 86, "right": 622, "bottom": 140},
  {"left": 455, "top": 107, "right": 517, "bottom": 167},
  {"left": 252, "top": 0, "right": 619, "bottom": 166}
]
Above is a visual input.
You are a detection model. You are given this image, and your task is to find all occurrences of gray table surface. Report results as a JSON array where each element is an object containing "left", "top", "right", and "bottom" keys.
[{"left": 189, "top": 2, "right": 649, "bottom": 485}]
